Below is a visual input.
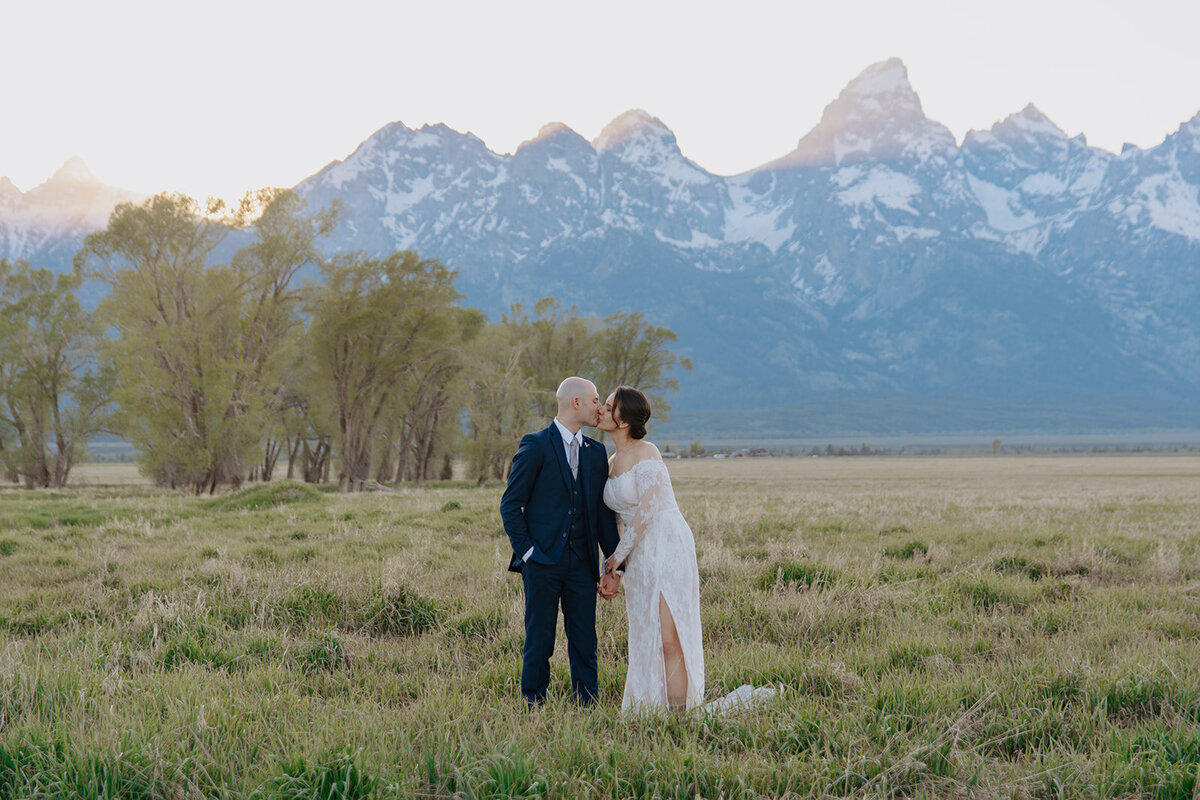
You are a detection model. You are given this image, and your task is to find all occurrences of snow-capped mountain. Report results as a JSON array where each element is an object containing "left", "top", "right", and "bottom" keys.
[
  {"left": 291, "top": 58, "right": 1200, "bottom": 423},
  {"left": 0, "top": 158, "right": 144, "bottom": 272},
  {"left": 5, "top": 59, "right": 1199, "bottom": 431}
]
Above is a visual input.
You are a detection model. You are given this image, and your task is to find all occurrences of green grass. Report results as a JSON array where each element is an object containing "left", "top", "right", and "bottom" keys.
[
  {"left": 883, "top": 539, "right": 928, "bottom": 559},
  {"left": 758, "top": 560, "right": 838, "bottom": 590},
  {"left": 201, "top": 481, "right": 323, "bottom": 512},
  {"left": 1, "top": 454, "right": 1199, "bottom": 797}
]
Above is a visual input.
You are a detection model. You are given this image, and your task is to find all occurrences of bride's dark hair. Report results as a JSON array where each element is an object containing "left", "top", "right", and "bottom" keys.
[{"left": 612, "top": 386, "right": 651, "bottom": 440}]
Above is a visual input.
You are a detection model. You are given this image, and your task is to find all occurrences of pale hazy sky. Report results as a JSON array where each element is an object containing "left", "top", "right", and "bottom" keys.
[{"left": 3, "top": 0, "right": 1198, "bottom": 203}]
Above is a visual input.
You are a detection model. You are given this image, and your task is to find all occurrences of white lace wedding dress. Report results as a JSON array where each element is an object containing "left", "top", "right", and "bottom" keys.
[{"left": 604, "top": 459, "right": 705, "bottom": 711}]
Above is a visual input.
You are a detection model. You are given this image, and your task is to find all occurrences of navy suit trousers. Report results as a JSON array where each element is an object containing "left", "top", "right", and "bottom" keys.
[{"left": 520, "top": 546, "right": 598, "bottom": 705}]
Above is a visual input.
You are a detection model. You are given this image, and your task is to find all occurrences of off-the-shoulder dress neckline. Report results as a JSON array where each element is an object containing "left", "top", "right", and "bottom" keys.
[{"left": 608, "top": 457, "right": 666, "bottom": 482}]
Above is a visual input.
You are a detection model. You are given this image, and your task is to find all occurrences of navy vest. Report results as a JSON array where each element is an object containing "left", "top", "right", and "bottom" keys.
[{"left": 567, "top": 466, "right": 589, "bottom": 560}]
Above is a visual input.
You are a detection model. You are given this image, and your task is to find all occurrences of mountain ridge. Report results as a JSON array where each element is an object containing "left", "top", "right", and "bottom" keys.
[{"left": 3, "top": 59, "right": 1199, "bottom": 433}]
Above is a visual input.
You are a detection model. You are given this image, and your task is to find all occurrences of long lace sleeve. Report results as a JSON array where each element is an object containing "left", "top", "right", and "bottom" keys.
[{"left": 611, "top": 460, "right": 672, "bottom": 565}]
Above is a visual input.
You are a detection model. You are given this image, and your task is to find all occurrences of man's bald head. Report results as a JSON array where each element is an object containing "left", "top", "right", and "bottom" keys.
[{"left": 555, "top": 377, "right": 600, "bottom": 431}]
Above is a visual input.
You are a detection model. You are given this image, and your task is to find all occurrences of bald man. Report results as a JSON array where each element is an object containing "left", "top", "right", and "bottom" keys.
[{"left": 500, "top": 377, "right": 621, "bottom": 706}]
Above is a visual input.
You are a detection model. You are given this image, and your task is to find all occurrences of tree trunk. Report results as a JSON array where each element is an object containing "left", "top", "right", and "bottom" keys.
[
  {"left": 337, "top": 425, "right": 370, "bottom": 492},
  {"left": 53, "top": 443, "right": 71, "bottom": 488},
  {"left": 285, "top": 435, "right": 300, "bottom": 480},
  {"left": 50, "top": 390, "right": 72, "bottom": 488},
  {"left": 392, "top": 421, "right": 415, "bottom": 488},
  {"left": 375, "top": 433, "right": 395, "bottom": 484},
  {"left": 262, "top": 433, "right": 281, "bottom": 482},
  {"left": 414, "top": 406, "right": 440, "bottom": 489},
  {"left": 300, "top": 440, "right": 313, "bottom": 482},
  {"left": 0, "top": 438, "right": 18, "bottom": 483}
]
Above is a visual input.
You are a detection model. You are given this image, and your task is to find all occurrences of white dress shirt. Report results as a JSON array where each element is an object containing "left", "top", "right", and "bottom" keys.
[{"left": 523, "top": 418, "right": 584, "bottom": 562}]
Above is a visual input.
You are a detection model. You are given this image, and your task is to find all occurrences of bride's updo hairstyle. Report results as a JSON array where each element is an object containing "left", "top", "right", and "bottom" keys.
[{"left": 612, "top": 386, "right": 651, "bottom": 440}]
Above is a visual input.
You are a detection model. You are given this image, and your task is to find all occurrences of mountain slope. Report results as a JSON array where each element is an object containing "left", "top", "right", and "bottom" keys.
[{"left": 5, "top": 61, "right": 1199, "bottom": 431}]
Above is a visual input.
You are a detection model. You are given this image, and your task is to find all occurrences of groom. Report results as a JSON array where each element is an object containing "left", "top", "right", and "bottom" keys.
[{"left": 500, "top": 376, "right": 621, "bottom": 706}]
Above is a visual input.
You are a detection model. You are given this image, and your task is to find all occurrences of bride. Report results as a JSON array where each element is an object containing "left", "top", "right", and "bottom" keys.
[{"left": 597, "top": 386, "right": 705, "bottom": 712}]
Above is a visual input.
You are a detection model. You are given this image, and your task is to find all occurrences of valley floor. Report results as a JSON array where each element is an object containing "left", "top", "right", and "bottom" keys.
[{"left": 2, "top": 455, "right": 1199, "bottom": 798}]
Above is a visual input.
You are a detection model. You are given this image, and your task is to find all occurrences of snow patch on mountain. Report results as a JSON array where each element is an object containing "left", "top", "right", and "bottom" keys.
[
  {"left": 620, "top": 140, "right": 710, "bottom": 185},
  {"left": 1018, "top": 173, "right": 1067, "bottom": 196},
  {"left": 1133, "top": 173, "right": 1200, "bottom": 240},
  {"left": 893, "top": 225, "right": 940, "bottom": 243},
  {"left": 835, "top": 166, "right": 921, "bottom": 214},
  {"left": 383, "top": 175, "right": 438, "bottom": 214},
  {"left": 967, "top": 174, "right": 1039, "bottom": 231},
  {"left": 655, "top": 229, "right": 723, "bottom": 249},
  {"left": 1070, "top": 158, "right": 1108, "bottom": 198},
  {"left": 724, "top": 184, "right": 796, "bottom": 251},
  {"left": 790, "top": 254, "right": 848, "bottom": 308}
]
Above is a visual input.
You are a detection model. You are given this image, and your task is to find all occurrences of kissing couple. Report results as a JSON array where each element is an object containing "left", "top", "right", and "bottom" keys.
[{"left": 500, "top": 377, "right": 705, "bottom": 712}]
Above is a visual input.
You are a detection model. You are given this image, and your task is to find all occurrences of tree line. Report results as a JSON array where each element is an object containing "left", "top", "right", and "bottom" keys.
[{"left": 0, "top": 190, "right": 691, "bottom": 492}]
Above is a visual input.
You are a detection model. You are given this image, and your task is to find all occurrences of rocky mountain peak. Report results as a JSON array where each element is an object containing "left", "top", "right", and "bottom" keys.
[
  {"left": 516, "top": 121, "right": 592, "bottom": 154},
  {"left": 767, "top": 58, "right": 954, "bottom": 168},
  {"left": 1166, "top": 111, "right": 1200, "bottom": 146},
  {"left": 840, "top": 57, "right": 923, "bottom": 114},
  {"left": 593, "top": 109, "right": 675, "bottom": 151},
  {"left": 46, "top": 157, "right": 101, "bottom": 186},
  {"left": 356, "top": 121, "right": 480, "bottom": 156},
  {"left": 992, "top": 104, "right": 1068, "bottom": 141},
  {"left": 0, "top": 176, "right": 21, "bottom": 203}
]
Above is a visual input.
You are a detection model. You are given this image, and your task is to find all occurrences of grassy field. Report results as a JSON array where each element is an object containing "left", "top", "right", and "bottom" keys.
[{"left": 2, "top": 455, "right": 1200, "bottom": 798}]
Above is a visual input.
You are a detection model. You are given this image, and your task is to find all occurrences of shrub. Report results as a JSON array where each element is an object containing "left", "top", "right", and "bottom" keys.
[
  {"left": 950, "top": 577, "right": 1028, "bottom": 611},
  {"left": 884, "top": 541, "right": 928, "bottom": 560},
  {"left": 202, "top": 482, "right": 322, "bottom": 512},
  {"left": 278, "top": 585, "right": 344, "bottom": 628},
  {"left": 245, "top": 546, "right": 280, "bottom": 566},
  {"left": 360, "top": 584, "right": 440, "bottom": 636},
  {"left": 298, "top": 632, "right": 348, "bottom": 674},
  {"left": 450, "top": 610, "right": 506, "bottom": 641},
  {"left": 273, "top": 749, "right": 376, "bottom": 800},
  {"left": 759, "top": 561, "right": 837, "bottom": 590},
  {"left": 993, "top": 555, "right": 1045, "bottom": 581}
]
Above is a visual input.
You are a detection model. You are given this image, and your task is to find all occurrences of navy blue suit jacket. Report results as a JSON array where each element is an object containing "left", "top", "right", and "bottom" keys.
[{"left": 500, "top": 423, "right": 619, "bottom": 581}]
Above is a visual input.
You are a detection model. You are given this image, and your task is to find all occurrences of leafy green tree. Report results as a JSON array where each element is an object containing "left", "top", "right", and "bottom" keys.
[
  {"left": 592, "top": 309, "right": 693, "bottom": 425},
  {"left": 0, "top": 260, "right": 112, "bottom": 487},
  {"left": 503, "top": 298, "right": 594, "bottom": 419},
  {"left": 0, "top": 260, "right": 19, "bottom": 483},
  {"left": 462, "top": 322, "right": 537, "bottom": 485},
  {"left": 379, "top": 306, "right": 484, "bottom": 488},
  {"left": 466, "top": 299, "right": 693, "bottom": 470},
  {"left": 77, "top": 190, "right": 335, "bottom": 492},
  {"left": 305, "top": 250, "right": 461, "bottom": 492}
]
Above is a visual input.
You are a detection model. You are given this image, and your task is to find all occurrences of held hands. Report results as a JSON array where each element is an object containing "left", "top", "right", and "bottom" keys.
[
  {"left": 597, "top": 570, "right": 621, "bottom": 600},
  {"left": 597, "top": 555, "right": 622, "bottom": 600}
]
